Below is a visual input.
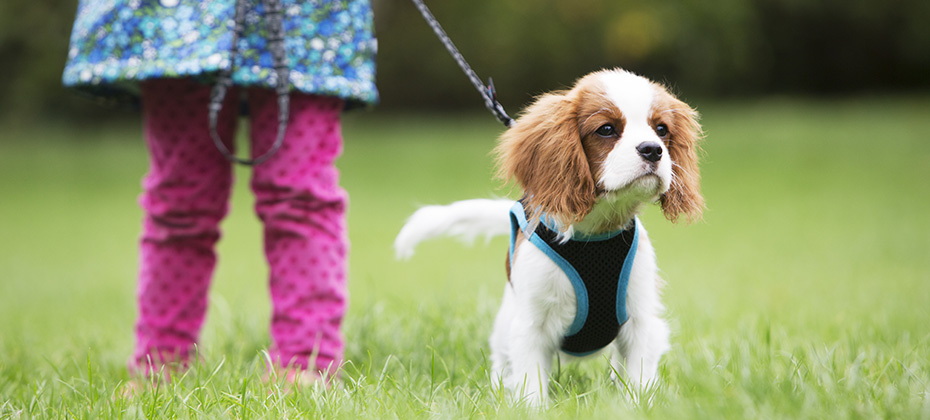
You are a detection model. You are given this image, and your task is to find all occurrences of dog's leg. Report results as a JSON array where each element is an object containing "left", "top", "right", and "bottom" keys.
[
  {"left": 613, "top": 315, "right": 670, "bottom": 402},
  {"left": 506, "top": 314, "right": 556, "bottom": 407},
  {"left": 611, "top": 227, "right": 670, "bottom": 402},
  {"left": 500, "top": 239, "right": 574, "bottom": 407},
  {"left": 488, "top": 284, "right": 515, "bottom": 391}
]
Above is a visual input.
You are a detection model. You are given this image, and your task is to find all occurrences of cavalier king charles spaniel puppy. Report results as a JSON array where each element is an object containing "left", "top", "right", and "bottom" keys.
[{"left": 395, "top": 68, "right": 703, "bottom": 406}]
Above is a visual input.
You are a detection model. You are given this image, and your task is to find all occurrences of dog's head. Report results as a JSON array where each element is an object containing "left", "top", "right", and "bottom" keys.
[{"left": 495, "top": 68, "right": 703, "bottom": 230}]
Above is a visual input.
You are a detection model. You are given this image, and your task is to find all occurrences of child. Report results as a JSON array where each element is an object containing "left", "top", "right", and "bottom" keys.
[{"left": 63, "top": 0, "right": 377, "bottom": 382}]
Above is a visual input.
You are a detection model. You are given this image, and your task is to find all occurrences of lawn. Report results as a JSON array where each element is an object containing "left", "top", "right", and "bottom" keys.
[{"left": 1, "top": 96, "right": 929, "bottom": 418}]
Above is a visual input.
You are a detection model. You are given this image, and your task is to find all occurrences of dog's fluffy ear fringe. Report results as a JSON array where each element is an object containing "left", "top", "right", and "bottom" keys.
[
  {"left": 659, "top": 95, "right": 704, "bottom": 223},
  {"left": 493, "top": 92, "right": 597, "bottom": 227}
]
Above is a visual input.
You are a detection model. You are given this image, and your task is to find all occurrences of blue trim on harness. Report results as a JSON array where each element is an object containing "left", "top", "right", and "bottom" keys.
[
  {"left": 616, "top": 219, "right": 639, "bottom": 325},
  {"left": 508, "top": 201, "right": 639, "bottom": 355},
  {"left": 510, "top": 202, "right": 588, "bottom": 336}
]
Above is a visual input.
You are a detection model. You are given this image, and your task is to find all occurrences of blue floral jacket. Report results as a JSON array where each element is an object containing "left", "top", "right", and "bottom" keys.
[{"left": 62, "top": 0, "right": 378, "bottom": 107}]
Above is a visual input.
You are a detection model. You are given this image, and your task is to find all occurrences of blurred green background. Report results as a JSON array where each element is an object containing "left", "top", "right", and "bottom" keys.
[{"left": 2, "top": 0, "right": 930, "bottom": 121}]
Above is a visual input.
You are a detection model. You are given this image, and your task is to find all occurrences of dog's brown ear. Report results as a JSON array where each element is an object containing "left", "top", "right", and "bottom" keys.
[
  {"left": 660, "top": 97, "right": 704, "bottom": 222},
  {"left": 495, "top": 92, "right": 596, "bottom": 226}
]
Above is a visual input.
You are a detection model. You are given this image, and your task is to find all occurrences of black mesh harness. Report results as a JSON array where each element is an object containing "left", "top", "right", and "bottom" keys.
[{"left": 508, "top": 201, "right": 639, "bottom": 356}]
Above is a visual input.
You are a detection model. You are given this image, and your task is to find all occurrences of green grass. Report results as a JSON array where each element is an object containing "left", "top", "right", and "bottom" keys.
[{"left": 1, "top": 96, "right": 929, "bottom": 418}]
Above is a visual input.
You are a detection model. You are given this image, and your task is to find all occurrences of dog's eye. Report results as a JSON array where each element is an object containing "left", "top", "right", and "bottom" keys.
[
  {"left": 595, "top": 124, "right": 617, "bottom": 137},
  {"left": 655, "top": 124, "right": 670, "bottom": 138}
]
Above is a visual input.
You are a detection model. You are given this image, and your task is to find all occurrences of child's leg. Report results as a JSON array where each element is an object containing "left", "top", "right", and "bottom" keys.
[
  {"left": 248, "top": 89, "right": 348, "bottom": 376},
  {"left": 132, "top": 78, "right": 238, "bottom": 375}
]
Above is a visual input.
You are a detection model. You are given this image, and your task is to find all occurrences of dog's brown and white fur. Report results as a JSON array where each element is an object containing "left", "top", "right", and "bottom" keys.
[{"left": 395, "top": 69, "right": 702, "bottom": 406}]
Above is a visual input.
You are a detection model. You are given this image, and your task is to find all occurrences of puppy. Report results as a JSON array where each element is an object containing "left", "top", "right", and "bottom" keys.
[{"left": 395, "top": 68, "right": 703, "bottom": 406}]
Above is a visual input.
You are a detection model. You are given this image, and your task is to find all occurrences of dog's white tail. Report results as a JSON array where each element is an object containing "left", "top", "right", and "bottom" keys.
[{"left": 394, "top": 199, "right": 515, "bottom": 260}]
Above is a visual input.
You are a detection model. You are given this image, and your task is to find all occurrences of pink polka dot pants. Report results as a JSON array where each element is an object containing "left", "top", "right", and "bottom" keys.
[{"left": 133, "top": 78, "right": 347, "bottom": 376}]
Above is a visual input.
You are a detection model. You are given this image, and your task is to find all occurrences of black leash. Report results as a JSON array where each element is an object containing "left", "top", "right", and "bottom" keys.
[
  {"left": 410, "top": 0, "right": 514, "bottom": 128},
  {"left": 209, "top": 0, "right": 290, "bottom": 166}
]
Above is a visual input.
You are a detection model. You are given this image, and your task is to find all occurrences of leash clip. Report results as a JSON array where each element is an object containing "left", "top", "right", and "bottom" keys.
[{"left": 485, "top": 78, "right": 513, "bottom": 128}]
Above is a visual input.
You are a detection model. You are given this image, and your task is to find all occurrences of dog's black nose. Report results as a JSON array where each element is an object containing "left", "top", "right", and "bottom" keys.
[{"left": 637, "top": 142, "right": 663, "bottom": 163}]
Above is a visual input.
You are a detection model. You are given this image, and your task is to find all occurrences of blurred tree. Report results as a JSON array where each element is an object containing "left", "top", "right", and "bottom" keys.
[
  {"left": 0, "top": 0, "right": 111, "bottom": 122},
  {"left": 373, "top": 0, "right": 930, "bottom": 109},
  {"left": 1, "top": 0, "right": 928, "bottom": 122}
]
